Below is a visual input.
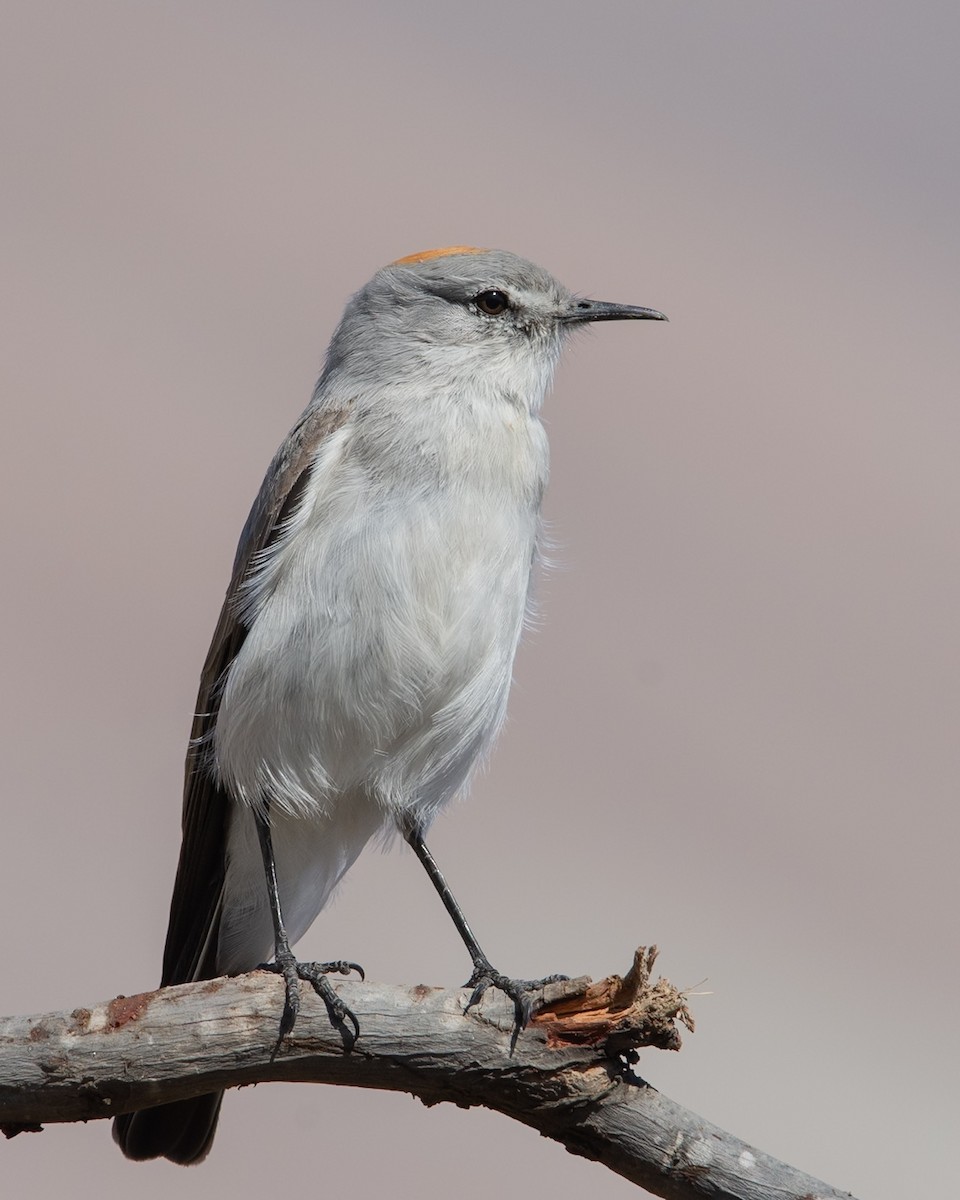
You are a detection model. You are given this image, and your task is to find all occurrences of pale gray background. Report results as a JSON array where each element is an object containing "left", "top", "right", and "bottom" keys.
[{"left": 1, "top": 3, "right": 957, "bottom": 1197}]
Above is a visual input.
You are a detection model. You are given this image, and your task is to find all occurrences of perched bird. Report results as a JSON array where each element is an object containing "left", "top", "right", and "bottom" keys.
[{"left": 113, "top": 246, "right": 666, "bottom": 1163}]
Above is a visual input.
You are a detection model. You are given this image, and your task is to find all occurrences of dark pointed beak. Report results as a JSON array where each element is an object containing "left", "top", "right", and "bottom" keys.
[{"left": 562, "top": 299, "right": 668, "bottom": 325}]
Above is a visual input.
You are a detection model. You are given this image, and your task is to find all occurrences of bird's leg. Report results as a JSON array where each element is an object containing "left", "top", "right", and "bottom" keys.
[
  {"left": 254, "top": 807, "right": 363, "bottom": 1052},
  {"left": 403, "top": 825, "right": 566, "bottom": 1045}
]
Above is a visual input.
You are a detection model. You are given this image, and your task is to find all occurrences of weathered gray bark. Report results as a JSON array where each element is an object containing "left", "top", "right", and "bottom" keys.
[{"left": 0, "top": 949, "right": 856, "bottom": 1199}]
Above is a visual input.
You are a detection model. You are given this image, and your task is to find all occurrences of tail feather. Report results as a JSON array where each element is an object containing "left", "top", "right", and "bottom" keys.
[
  {"left": 113, "top": 1093, "right": 224, "bottom": 1165},
  {"left": 112, "top": 774, "right": 229, "bottom": 1164}
]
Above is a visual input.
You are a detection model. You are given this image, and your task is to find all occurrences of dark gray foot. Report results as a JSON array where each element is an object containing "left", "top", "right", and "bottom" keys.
[
  {"left": 464, "top": 961, "right": 568, "bottom": 1045},
  {"left": 258, "top": 956, "right": 364, "bottom": 1051}
]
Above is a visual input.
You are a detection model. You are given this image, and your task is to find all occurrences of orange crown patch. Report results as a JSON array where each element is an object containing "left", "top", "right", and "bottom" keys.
[{"left": 390, "top": 246, "right": 487, "bottom": 266}]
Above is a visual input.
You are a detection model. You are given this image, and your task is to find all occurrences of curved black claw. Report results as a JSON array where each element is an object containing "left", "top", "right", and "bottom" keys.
[
  {"left": 258, "top": 954, "right": 364, "bottom": 1055},
  {"left": 313, "top": 959, "right": 365, "bottom": 983},
  {"left": 464, "top": 964, "right": 568, "bottom": 1049}
]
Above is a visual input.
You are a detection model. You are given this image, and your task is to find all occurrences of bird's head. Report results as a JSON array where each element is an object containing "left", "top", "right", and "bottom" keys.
[{"left": 321, "top": 246, "right": 666, "bottom": 412}]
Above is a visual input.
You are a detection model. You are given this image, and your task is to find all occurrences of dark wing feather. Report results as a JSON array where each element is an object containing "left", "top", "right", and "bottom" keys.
[
  {"left": 114, "top": 403, "right": 352, "bottom": 1165},
  {"left": 161, "top": 402, "right": 353, "bottom": 986}
]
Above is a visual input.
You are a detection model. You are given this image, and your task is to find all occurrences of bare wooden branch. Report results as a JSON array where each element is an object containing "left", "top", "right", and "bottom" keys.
[{"left": 0, "top": 948, "right": 856, "bottom": 1199}]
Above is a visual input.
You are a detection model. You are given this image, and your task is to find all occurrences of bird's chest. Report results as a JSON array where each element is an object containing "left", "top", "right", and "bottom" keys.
[
  {"left": 217, "top": 402, "right": 547, "bottom": 807},
  {"left": 311, "top": 405, "right": 546, "bottom": 639},
  {"left": 247, "top": 403, "right": 547, "bottom": 693}
]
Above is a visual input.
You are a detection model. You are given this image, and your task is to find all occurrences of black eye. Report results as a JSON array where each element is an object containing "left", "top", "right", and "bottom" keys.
[{"left": 474, "top": 289, "right": 510, "bottom": 316}]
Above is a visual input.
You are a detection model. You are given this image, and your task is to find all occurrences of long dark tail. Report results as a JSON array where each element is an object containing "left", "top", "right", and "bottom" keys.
[
  {"left": 113, "top": 1093, "right": 224, "bottom": 1165},
  {"left": 113, "top": 760, "right": 232, "bottom": 1163}
]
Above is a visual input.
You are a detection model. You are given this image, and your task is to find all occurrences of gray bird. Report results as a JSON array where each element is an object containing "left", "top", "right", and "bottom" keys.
[{"left": 113, "top": 246, "right": 666, "bottom": 1164}]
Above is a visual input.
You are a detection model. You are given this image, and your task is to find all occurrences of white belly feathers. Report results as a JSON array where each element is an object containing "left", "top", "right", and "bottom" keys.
[{"left": 213, "top": 399, "right": 547, "bottom": 831}]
